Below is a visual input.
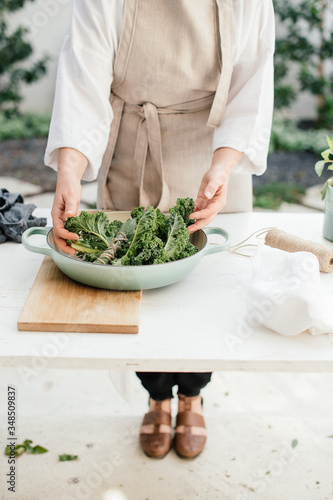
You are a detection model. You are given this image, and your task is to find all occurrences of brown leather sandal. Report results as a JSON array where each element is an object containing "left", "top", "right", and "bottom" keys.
[
  {"left": 174, "top": 394, "right": 207, "bottom": 458},
  {"left": 139, "top": 398, "right": 172, "bottom": 458}
]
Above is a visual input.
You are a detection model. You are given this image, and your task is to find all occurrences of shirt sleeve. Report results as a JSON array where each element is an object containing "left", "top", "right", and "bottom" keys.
[
  {"left": 44, "top": 0, "right": 124, "bottom": 182},
  {"left": 213, "top": 0, "right": 275, "bottom": 176}
]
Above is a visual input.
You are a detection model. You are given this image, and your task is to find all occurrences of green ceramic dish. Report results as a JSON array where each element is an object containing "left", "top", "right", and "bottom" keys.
[{"left": 22, "top": 212, "right": 230, "bottom": 290}]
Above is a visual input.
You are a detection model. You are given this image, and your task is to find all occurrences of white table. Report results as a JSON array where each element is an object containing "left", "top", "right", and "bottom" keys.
[{"left": 1, "top": 211, "right": 333, "bottom": 372}]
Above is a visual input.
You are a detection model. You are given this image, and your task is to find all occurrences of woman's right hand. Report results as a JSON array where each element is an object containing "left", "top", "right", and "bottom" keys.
[{"left": 51, "top": 148, "right": 88, "bottom": 255}]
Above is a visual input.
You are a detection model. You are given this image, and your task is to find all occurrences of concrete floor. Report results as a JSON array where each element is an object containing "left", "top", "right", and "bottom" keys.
[{"left": 0, "top": 368, "right": 333, "bottom": 500}]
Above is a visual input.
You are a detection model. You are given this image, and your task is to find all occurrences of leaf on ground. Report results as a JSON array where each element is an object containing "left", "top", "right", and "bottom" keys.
[
  {"left": 59, "top": 454, "right": 78, "bottom": 462},
  {"left": 291, "top": 439, "right": 298, "bottom": 448},
  {"left": 31, "top": 445, "right": 48, "bottom": 454},
  {"left": 4, "top": 439, "right": 48, "bottom": 457}
]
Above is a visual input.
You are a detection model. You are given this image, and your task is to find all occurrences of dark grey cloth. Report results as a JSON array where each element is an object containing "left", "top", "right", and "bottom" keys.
[{"left": 0, "top": 188, "right": 47, "bottom": 243}]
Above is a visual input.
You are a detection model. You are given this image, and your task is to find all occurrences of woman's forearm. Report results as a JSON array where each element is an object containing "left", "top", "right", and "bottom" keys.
[
  {"left": 212, "top": 147, "right": 243, "bottom": 175},
  {"left": 51, "top": 148, "right": 89, "bottom": 254},
  {"left": 58, "top": 147, "right": 88, "bottom": 180}
]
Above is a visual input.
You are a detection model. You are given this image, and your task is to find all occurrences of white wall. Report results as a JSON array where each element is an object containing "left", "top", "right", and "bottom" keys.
[{"left": 8, "top": 1, "right": 322, "bottom": 118}]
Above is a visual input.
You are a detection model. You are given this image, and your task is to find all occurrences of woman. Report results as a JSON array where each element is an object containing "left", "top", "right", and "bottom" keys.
[{"left": 45, "top": 0, "right": 275, "bottom": 459}]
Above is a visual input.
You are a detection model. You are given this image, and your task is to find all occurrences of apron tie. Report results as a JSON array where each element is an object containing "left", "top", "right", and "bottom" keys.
[
  {"left": 132, "top": 95, "right": 216, "bottom": 209},
  {"left": 134, "top": 101, "right": 169, "bottom": 209}
]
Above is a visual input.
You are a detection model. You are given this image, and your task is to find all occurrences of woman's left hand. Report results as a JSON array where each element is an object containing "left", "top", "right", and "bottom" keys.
[{"left": 188, "top": 147, "right": 243, "bottom": 234}]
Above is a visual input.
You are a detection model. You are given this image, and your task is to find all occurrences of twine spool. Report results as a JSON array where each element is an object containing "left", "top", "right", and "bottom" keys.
[{"left": 265, "top": 227, "right": 333, "bottom": 273}]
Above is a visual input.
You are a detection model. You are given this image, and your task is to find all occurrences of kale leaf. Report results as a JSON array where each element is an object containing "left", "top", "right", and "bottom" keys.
[
  {"left": 95, "top": 218, "right": 137, "bottom": 265},
  {"left": 64, "top": 198, "right": 198, "bottom": 266},
  {"left": 169, "top": 197, "right": 195, "bottom": 226},
  {"left": 65, "top": 211, "right": 112, "bottom": 253},
  {"left": 113, "top": 206, "right": 157, "bottom": 266}
]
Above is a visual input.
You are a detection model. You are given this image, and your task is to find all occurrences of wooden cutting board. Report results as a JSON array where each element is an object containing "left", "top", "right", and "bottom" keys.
[{"left": 18, "top": 257, "right": 142, "bottom": 334}]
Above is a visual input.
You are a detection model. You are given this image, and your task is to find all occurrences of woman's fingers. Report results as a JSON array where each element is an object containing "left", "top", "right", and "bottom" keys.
[
  {"left": 189, "top": 198, "right": 222, "bottom": 220},
  {"left": 51, "top": 191, "right": 82, "bottom": 253},
  {"left": 55, "top": 224, "right": 79, "bottom": 241},
  {"left": 52, "top": 211, "right": 79, "bottom": 255},
  {"left": 188, "top": 176, "right": 229, "bottom": 234},
  {"left": 64, "top": 199, "right": 80, "bottom": 218},
  {"left": 188, "top": 213, "right": 216, "bottom": 233},
  {"left": 53, "top": 234, "right": 77, "bottom": 255}
]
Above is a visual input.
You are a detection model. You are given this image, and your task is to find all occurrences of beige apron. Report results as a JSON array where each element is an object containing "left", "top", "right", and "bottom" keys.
[{"left": 97, "top": 0, "right": 252, "bottom": 213}]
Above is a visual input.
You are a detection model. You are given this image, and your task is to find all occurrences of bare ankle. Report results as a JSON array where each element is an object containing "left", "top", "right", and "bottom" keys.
[
  {"left": 178, "top": 394, "right": 202, "bottom": 414},
  {"left": 149, "top": 397, "right": 171, "bottom": 413}
]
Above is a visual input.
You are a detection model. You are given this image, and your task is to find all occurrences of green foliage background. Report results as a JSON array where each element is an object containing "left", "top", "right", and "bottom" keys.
[
  {"left": 273, "top": 0, "right": 333, "bottom": 127},
  {"left": 0, "top": 0, "right": 49, "bottom": 116}
]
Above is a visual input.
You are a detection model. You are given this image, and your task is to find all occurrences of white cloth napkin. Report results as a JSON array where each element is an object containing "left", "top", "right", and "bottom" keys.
[{"left": 241, "top": 244, "right": 333, "bottom": 336}]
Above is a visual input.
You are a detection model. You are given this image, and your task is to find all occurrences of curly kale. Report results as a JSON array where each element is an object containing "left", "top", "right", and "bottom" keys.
[
  {"left": 130, "top": 236, "right": 165, "bottom": 266},
  {"left": 169, "top": 197, "right": 195, "bottom": 226},
  {"left": 64, "top": 198, "right": 198, "bottom": 266},
  {"left": 130, "top": 206, "right": 145, "bottom": 221},
  {"left": 112, "top": 206, "right": 157, "bottom": 266}
]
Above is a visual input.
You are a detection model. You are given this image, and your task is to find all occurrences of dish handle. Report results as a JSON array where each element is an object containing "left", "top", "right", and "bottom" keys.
[
  {"left": 201, "top": 227, "right": 230, "bottom": 255},
  {"left": 22, "top": 227, "right": 53, "bottom": 256}
]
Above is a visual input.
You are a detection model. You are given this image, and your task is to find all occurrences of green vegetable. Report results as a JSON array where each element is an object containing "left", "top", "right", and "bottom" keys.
[
  {"left": 5, "top": 439, "right": 48, "bottom": 457},
  {"left": 95, "top": 218, "right": 137, "bottom": 265},
  {"left": 65, "top": 198, "right": 198, "bottom": 266},
  {"left": 169, "top": 197, "right": 196, "bottom": 226},
  {"left": 65, "top": 211, "right": 126, "bottom": 262},
  {"left": 113, "top": 206, "right": 158, "bottom": 266},
  {"left": 58, "top": 454, "right": 78, "bottom": 462},
  {"left": 155, "top": 213, "right": 191, "bottom": 263}
]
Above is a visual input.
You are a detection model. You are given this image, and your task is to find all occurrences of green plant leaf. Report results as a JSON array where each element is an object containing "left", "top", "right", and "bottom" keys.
[
  {"left": 58, "top": 454, "right": 78, "bottom": 461},
  {"left": 326, "top": 136, "right": 333, "bottom": 150},
  {"left": 22, "top": 439, "right": 48, "bottom": 454},
  {"left": 31, "top": 445, "right": 48, "bottom": 454},
  {"left": 315, "top": 160, "right": 326, "bottom": 177},
  {"left": 4, "top": 439, "right": 48, "bottom": 457},
  {"left": 321, "top": 180, "right": 329, "bottom": 200},
  {"left": 4, "top": 444, "right": 25, "bottom": 457},
  {"left": 321, "top": 148, "right": 332, "bottom": 160},
  {"left": 65, "top": 211, "right": 112, "bottom": 249},
  {"left": 291, "top": 439, "right": 298, "bottom": 448}
]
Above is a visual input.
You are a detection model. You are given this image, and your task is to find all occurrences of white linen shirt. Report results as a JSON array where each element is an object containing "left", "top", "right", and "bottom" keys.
[{"left": 45, "top": 0, "right": 275, "bottom": 182}]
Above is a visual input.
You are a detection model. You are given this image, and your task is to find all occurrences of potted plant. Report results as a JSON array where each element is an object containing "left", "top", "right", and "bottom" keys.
[{"left": 315, "top": 136, "right": 333, "bottom": 241}]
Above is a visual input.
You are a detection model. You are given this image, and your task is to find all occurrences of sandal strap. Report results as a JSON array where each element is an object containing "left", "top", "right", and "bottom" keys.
[
  {"left": 176, "top": 411, "right": 205, "bottom": 428},
  {"left": 140, "top": 423, "right": 171, "bottom": 435},
  {"left": 142, "top": 409, "right": 171, "bottom": 427}
]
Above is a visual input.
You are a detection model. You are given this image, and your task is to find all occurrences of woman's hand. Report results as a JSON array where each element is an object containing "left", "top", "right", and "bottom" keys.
[
  {"left": 188, "top": 147, "right": 243, "bottom": 233},
  {"left": 51, "top": 148, "right": 88, "bottom": 255}
]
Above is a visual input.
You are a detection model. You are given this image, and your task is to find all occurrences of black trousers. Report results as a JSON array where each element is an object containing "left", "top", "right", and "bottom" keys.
[{"left": 136, "top": 372, "right": 212, "bottom": 400}]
